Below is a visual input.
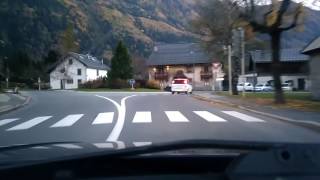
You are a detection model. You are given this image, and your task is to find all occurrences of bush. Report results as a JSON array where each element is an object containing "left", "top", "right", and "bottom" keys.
[
  {"left": 108, "top": 78, "right": 129, "bottom": 89},
  {"left": 134, "top": 79, "right": 147, "bottom": 88},
  {"left": 146, "top": 80, "right": 160, "bottom": 89},
  {"left": 79, "top": 78, "right": 107, "bottom": 89},
  {"left": 32, "top": 83, "right": 51, "bottom": 90}
]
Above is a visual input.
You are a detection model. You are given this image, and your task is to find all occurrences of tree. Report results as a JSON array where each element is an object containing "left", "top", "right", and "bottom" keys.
[
  {"left": 109, "top": 41, "right": 133, "bottom": 80},
  {"left": 192, "top": 0, "right": 241, "bottom": 95},
  {"left": 236, "top": 0, "right": 304, "bottom": 104},
  {"left": 59, "top": 24, "right": 79, "bottom": 56},
  {"left": 132, "top": 54, "right": 148, "bottom": 80}
]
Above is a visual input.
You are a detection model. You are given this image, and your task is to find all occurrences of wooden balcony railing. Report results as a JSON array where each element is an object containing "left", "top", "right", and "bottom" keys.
[
  {"left": 154, "top": 72, "right": 169, "bottom": 80},
  {"left": 200, "top": 71, "right": 213, "bottom": 80}
]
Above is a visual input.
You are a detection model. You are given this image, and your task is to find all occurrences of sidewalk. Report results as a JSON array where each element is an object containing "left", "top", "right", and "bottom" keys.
[
  {"left": 193, "top": 91, "right": 320, "bottom": 128},
  {"left": 0, "top": 92, "right": 30, "bottom": 114}
]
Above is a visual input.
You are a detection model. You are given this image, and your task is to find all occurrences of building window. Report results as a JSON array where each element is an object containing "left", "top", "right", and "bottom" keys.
[
  {"left": 78, "top": 79, "right": 82, "bottom": 84},
  {"left": 77, "top": 69, "right": 82, "bottom": 75},
  {"left": 68, "top": 59, "right": 73, "bottom": 65},
  {"left": 186, "top": 65, "right": 193, "bottom": 73},
  {"left": 97, "top": 69, "right": 99, "bottom": 76},
  {"left": 67, "top": 79, "right": 73, "bottom": 84}
]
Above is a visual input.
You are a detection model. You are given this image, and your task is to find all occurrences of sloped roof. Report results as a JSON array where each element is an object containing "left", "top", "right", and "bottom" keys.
[
  {"left": 69, "top": 52, "right": 110, "bottom": 70},
  {"left": 250, "top": 48, "right": 309, "bottom": 63},
  {"left": 302, "top": 36, "right": 320, "bottom": 54},
  {"left": 147, "top": 43, "right": 212, "bottom": 66}
]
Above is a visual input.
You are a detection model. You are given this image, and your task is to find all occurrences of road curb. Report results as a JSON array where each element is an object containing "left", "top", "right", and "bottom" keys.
[
  {"left": 0, "top": 94, "right": 31, "bottom": 115},
  {"left": 192, "top": 94, "right": 320, "bottom": 130}
]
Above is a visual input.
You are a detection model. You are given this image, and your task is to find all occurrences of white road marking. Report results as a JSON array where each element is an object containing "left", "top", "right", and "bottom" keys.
[
  {"left": 7, "top": 116, "right": 52, "bottom": 131},
  {"left": 222, "top": 111, "right": 266, "bottom": 122},
  {"left": 193, "top": 111, "right": 227, "bottom": 122},
  {"left": 133, "top": 142, "right": 152, "bottom": 147},
  {"left": 50, "top": 114, "right": 84, "bottom": 128},
  {"left": 93, "top": 143, "right": 114, "bottom": 148},
  {"left": 0, "top": 118, "right": 19, "bottom": 126},
  {"left": 132, "top": 111, "right": 152, "bottom": 123},
  {"left": 54, "top": 144, "right": 82, "bottom": 149},
  {"left": 92, "top": 112, "right": 114, "bottom": 124},
  {"left": 95, "top": 95, "right": 136, "bottom": 142},
  {"left": 165, "top": 111, "right": 189, "bottom": 122}
]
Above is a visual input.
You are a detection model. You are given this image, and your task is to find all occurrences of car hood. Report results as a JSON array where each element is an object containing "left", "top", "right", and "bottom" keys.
[{"left": 0, "top": 140, "right": 317, "bottom": 166}]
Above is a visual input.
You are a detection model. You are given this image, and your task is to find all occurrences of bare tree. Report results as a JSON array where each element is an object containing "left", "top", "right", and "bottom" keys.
[
  {"left": 237, "top": 0, "right": 304, "bottom": 104},
  {"left": 192, "top": 0, "right": 241, "bottom": 94}
]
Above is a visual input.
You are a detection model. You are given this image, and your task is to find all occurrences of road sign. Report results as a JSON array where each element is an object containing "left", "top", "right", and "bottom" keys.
[{"left": 129, "top": 79, "right": 136, "bottom": 90}]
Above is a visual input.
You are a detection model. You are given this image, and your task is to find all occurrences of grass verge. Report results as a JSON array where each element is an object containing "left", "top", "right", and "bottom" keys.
[{"left": 216, "top": 91, "right": 320, "bottom": 112}]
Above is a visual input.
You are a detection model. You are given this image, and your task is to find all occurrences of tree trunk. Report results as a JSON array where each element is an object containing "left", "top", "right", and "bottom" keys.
[
  {"left": 232, "top": 75, "right": 238, "bottom": 95},
  {"left": 271, "top": 31, "right": 285, "bottom": 104}
]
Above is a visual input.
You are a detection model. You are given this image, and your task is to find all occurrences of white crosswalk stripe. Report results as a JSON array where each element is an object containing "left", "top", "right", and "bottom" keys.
[
  {"left": 132, "top": 111, "right": 152, "bottom": 123},
  {"left": 165, "top": 111, "right": 189, "bottom": 122},
  {"left": 7, "top": 116, "right": 52, "bottom": 131},
  {"left": 0, "top": 118, "right": 19, "bottom": 127},
  {"left": 51, "top": 114, "right": 84, "bottom": 128},
  {"left": 92, "top": 112, "right": 114, "bottom": 124},
  {"left": 222, "top": 111, "right": 266, "bottom": 122},
  {"left": 193, "top": 111, "right": 227, "bottom": 122}
]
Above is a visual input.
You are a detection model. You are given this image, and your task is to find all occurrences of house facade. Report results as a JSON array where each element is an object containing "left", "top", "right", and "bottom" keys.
[
  {"left": 240, "top": 48, "right": 310, "bottom": 91},
  {"left": 147, "top": 43, "right": 224, "bottom": 91},
  {"left": 302, "top": 36, "right": 320, "bottom": 100},
  {"left": 50, "top": 52, "right": 110, "bottom": 89}
]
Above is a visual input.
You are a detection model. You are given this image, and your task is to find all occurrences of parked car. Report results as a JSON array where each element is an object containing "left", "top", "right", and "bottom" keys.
[
  {"left": 254, "top": 83, "right": 273, "bottom": 92},
  {"left": 237, "top": 82, "right": 254, "bottom": 92},
  {"left": 282, "top": 83, "right": 293, "bottom": 91},
  {"left": 171, "top": 78, "right": 192, "bottom": 94}
]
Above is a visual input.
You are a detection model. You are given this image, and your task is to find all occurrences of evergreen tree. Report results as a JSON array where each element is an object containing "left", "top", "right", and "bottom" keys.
[{"left": 109, "top": 41, "right": 133, "bottom": 80}]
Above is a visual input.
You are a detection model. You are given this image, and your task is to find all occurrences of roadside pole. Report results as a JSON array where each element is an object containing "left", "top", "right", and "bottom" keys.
[
  {"left": 228, "top": 45, "right": 232, "bottom": 95},
  {"left": 38, "top": 77, "right": 41, "bottom": 91},
  {"left": 240, "top": 28, "right": 246, "bottom": 97}
]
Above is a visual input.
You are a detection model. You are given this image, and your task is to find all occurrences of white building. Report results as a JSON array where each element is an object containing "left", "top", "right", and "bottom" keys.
[
  {"left": 239, "top": 48, "right": 310, "bottom": 91},
  {"left": 50, "top": 52, "right": 110, "bottom": 89}
]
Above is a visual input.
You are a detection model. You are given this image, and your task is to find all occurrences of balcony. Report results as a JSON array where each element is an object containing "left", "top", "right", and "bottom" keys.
[
  {"left": 154, "top": 72, "right": 169, "bottom": 80},
  {"left": 200, "top": 71, "right": 213, "bottom": 80}
]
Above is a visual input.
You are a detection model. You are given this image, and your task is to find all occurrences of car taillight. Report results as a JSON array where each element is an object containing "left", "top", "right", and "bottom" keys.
[
  {"left": 184, "top": 80, "right": 187, "bottom": 84},
  {"left": 172, "top": 80, "right": 175, "bottom": 84}
]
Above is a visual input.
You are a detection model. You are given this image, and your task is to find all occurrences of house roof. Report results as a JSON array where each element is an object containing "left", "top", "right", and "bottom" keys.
[
  {"left": 249, "top": 48, "right": 309, "bottom": 63},
  {"left": 147, "top": 43, "right": 212, "bottom": 66},
  {"left": 302, "top": 36, "right": 320, "bottom": 54},
  {"left": 69, "top": 52, "right": 110, "bottom": 70}
]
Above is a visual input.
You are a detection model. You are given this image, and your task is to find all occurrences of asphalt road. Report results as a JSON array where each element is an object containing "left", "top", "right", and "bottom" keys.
[{"left": 0, "top": 91, "right": 319, "bottom": 148}]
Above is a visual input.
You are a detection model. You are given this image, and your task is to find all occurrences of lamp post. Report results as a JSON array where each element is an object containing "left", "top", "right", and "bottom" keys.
[{"left": 227, "top": 45, "right": 232, "bottom": 95}]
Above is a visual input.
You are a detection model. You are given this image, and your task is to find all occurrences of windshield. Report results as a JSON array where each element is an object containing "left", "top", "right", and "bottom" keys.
[{"left": 0, "top": 0, "right": 320, "bottom": 165}]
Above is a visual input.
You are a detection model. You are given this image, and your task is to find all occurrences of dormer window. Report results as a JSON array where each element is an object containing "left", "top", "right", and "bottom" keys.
[{"left": 68, "top": 59, "right": 73, "bottom": 65}]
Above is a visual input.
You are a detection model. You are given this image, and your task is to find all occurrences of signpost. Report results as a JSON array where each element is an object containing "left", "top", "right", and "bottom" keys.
[{"left": 129, "top": 79, "right": 136, "bottom": 90}]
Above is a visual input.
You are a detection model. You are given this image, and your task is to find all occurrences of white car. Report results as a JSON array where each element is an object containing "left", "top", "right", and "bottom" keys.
[
  {"left": 171, "top": 78, "right": 192, "bottom": 94},
  {"left": 282, "top": 83, "right": 293, "bottom": 91},
  {"left": 237, "top": 82, "right": 254, "bottom": 92},
  {"left": 254, "top": 83, "right": 273, "bottom": 92}
]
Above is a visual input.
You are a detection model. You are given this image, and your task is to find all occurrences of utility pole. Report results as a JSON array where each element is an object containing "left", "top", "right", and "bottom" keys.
[{"left": 228, "top": 45, "right": 232, "bottom": 95}]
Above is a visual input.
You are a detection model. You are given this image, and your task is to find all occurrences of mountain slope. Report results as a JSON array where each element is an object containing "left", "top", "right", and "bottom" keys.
[{"left": 0, "top": 0, "right": 319, "bottom": 61}]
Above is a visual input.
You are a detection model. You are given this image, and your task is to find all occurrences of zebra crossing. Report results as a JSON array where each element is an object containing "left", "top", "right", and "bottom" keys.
[{"left": 0, "top": 110, "right": 266, "bottom": 132}]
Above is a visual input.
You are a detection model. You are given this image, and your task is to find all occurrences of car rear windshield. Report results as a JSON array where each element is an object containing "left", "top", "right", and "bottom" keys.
[
  {"left": 173, "top": 79, "right": 187, "bottom": 84},
  {"left": 256, "top": 84, "right": 263, "bottom": 87}
]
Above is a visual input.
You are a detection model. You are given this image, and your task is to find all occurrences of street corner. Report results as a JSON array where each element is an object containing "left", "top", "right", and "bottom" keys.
[{"left": 0, "top": 93, "right": 31, "bottom": 115}]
